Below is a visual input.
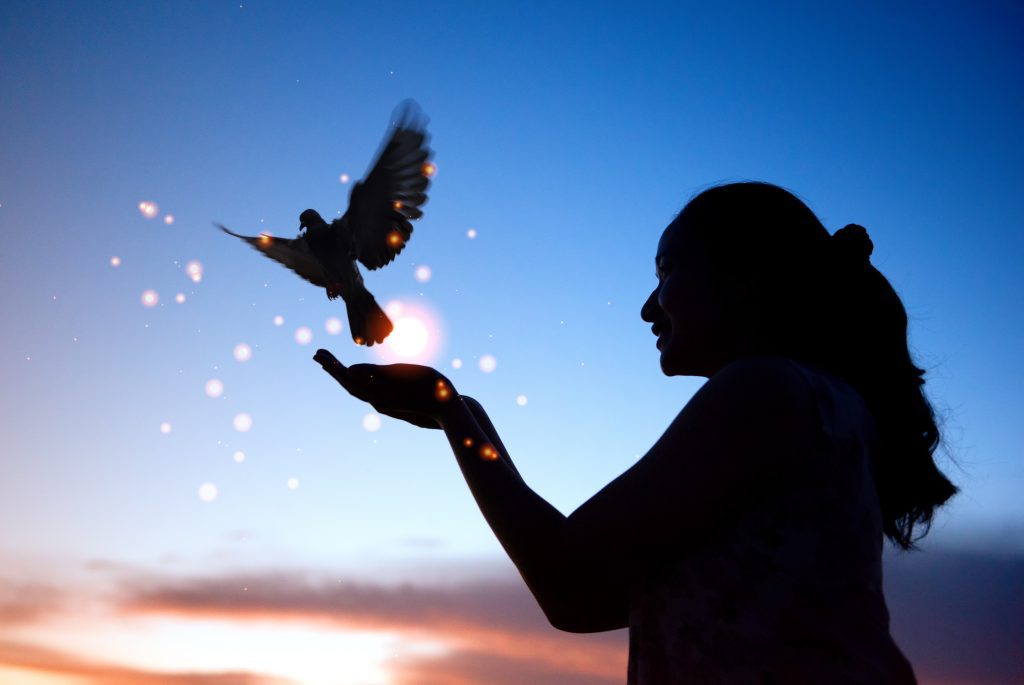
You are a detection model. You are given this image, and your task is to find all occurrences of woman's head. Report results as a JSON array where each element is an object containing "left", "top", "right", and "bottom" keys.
[
  {"left": 642, "top": 182, "right": 837, "bottom": 376},
  {"left": 642, "top": 181, "right": 957, "bottom": 549}
]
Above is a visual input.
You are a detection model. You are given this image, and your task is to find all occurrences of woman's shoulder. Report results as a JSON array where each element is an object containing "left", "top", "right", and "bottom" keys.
[{"left": 695, "top": 355, "right": 818, "bottom": 418}]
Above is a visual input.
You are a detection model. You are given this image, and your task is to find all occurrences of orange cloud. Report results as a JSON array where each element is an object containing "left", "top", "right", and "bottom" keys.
[
  {"left": 118, "top": 570, "right": 627, "bottom": 682},
  {"left": 0, "top": 639, "right": 295, "bottom": 685}
]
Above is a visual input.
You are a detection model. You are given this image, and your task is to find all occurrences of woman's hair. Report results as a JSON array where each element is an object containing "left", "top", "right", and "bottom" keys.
[{"left": 677, "top": 181, "right": 958, "bottom": 550}]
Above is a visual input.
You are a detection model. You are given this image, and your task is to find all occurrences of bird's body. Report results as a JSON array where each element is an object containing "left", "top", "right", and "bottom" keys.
[{"left": 218, "top": 101, "right": 433, "bottom": 345}]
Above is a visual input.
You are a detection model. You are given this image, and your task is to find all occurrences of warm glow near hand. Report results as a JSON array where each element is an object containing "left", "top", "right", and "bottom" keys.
[
  {"left": 373, "top": 300, "right": 442, "bottom": 364},
  {"left": 387, "top": 316, "right": 429, "bottom": 358}
]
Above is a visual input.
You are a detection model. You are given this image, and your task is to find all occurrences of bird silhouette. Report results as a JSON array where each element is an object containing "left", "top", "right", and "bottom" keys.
[{"left": 217, "top": 100, "right": 433, "bottom": 346}]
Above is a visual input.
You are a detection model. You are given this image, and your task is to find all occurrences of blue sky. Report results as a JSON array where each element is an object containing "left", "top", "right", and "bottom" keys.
[{"left": 0, "top": 1, "right": 1021, "bottom": 683}]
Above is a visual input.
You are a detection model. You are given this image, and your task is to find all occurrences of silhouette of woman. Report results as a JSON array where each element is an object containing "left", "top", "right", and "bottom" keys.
[{"left": 315, "top": 182, "right": 957, "bottom": 684}]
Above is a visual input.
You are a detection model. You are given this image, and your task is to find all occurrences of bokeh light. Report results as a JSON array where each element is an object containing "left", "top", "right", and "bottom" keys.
[
  {"left": 141, "top": 290, "right": 159, "bottom": 308},
  {"left": 175, "top": 293, "right": 186, "bottom": 304},
  {"left": 163, "top": 214, "right": 175, "bottom": 225},
  {"left": 198, "top": 482, "right": 218, "bottom": 502},
  {"left": 325, "top": 317, "right": 343, "bottom": 335},
  {"left": 451, "top": 358, "right": 463, "bottom": 369},
  {"left": 479, "top": 354, "right": 497, "bottom": 373},
  {"left": 233, "top": 450, "right": 245, "bottom": 463},
  {"left": 233, "top": 343, "right": 252, "bottom": 362},
  {"left": 362, "top": 413, "right": 381, "bottom": 432},
  {"left": 159, "top": 422, "right": 172, "bottom": 434},
  {"left": 204, "top": 379, "right": 224, "bottom": 398},
  {"left": 516, "top": 394, "right": 528, "bottom": 406},
  {"left": 294, "top": 326, "right": 313, "bottom": 345},
  {"left": 138, "top": 201, "right": 158, "bottom": 218},
  {"left": 233, "top": 413, "right": 253, "bottom": 432},
  {"left": 110, "top": 256, "right": 121, "bottom": 267},
  {"left": 287, "top": 477, "right": 299, "bottom": 490},
  {"left": 421, "top": 161, "right": 437, "bottom": 177},
  {"left": 414, "top": 265, "right": 432, "bottom": 283},
  {"left": 339, "top": 173, "right": 350, "bottom": 183},
  {"left": 466, "top": 228, "right": 477, "bottom": 239},
  {"left": 273, "top": 315, "right": 284, "bottom": 326},
  {"left": 185, "top": 260, "right": 203, "bottom": 283}
]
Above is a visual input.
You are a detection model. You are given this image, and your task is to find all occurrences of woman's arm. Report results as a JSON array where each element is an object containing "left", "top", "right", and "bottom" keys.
[
  {"left": 315, "top": 351, "right": 819, "bottom": 633},
  {"left": 435, "top": 356, "right": 821, "bottom": 632},
  {"left": 438, "top": 395, "right": 629, "bottom": 632}
]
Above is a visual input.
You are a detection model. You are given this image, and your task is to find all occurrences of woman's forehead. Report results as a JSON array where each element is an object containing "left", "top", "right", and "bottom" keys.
[{"left": 657, "top": 218, "right": 698, "bottom": 260}]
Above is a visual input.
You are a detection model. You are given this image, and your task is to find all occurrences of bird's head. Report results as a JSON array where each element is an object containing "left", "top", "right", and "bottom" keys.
[{"left": 299, "top": 209, "right": 326, "bottom": 233}]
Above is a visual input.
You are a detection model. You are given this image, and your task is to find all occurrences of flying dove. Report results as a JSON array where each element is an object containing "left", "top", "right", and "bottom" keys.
[{"left": 218, "top": 100, "right": 434, "bottom": 346}]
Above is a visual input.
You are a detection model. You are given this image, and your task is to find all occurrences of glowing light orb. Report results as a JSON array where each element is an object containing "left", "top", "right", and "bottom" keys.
[
  {"left": 204, "top": 379, "right": 224, "bottom": 398},
  {"left": 325, "top": 317, "right": 343, "bottom": 335},
  {"left": 110, "top": 256, "right": 121, "bottom": 267},
  {"left": 163, "top": 214, "right": 175, "bottom": 225},
  {"left": 141, "top": 290, "right": 159, "bottom": 308},
  {"left": 138, "top": 201, "right": 159, "bottom": 218},
  {"left": 159, "top": 422, "right": 172, "bottom": 434},
  {"left": 479, "top": 354, "right": 497, "bottom": 373},
  {"left": 287, "top": 477, "right": 299, "bottom": 490},
  {"left": 451, "top": 358, "right": 463, "bottom": 369},
  {"left": 463, "top": 437, "right": 474, "bottom": 447},
  {"left": 434, "top": 379, "right": 452, "bottom": 401},
  {"left": 479, "top": 444, "right": 499, "bottom": 461},
  {"left": 339, "top": 173, "right": 350, "bottom": 184},
  {"left": 233, "top": 343, "right": 252, "bottom": 362},
  {"left": 392, "top": 200, "right": 403, "bottom": 210},
  {"left": 258, "top": 233, "right": 273, "bottom": 247},
  {"left": 414, "top": 265, "right": 432, "bottom": 283},
  {"left": 516, "top": 394, "right": 528, "bottom": 406},
  {"left": 421, "top": 162, "right": 437, "bottom": 178},
  {"left": 387, "top": 230, "right": 404, "bottom": 248},
  {"left": 362, "top": 413, "right": 381, "bottom": 432},
  {"left": 233, "top": 413, "right": 253, "bottom": 432},
  {"left": 294, "top": 326, "right": 313, "bottom": 345},
  {"left": 466, "top": 228, "right": 477, "bottom": 239},
  {"left": 233, "top": 450, "right": 245, "bottom": 463},
  {"left": 373, "top": 301, "right": 442, "bottom": 365},
  {"left": 185, "top": 260, "right": 203, "bottom": 283},
  {"left": 175, "top": 293, "right": 186, "bottom": 304},
  {"left": 386, "top": 317, "right": 429, "bottom": 358},
  {"left": 273, "top": 315, "right": 284, "bottom": 326},
  {"left": 198, "top": 482, "right": 218, "bottom": 502}
]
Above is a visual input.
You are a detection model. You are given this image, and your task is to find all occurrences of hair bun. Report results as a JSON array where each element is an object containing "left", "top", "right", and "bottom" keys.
[{"left": 831, "top": 223, "right": 873, "bottom": 267}]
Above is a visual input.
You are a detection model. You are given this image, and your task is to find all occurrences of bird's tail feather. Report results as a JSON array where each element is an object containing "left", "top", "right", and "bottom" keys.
[{"left": 347, "top": 286, "right": 392, "bottom": 346}]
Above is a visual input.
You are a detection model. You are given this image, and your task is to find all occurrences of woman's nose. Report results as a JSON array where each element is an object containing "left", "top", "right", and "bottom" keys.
[{"left": 640, "top": 287, "right": 660, "bottom": 322}]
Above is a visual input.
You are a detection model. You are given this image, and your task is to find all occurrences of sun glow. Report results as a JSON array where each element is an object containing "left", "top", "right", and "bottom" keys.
[{"left": 373, "top": 300, "right": 443, "bottom": 364}]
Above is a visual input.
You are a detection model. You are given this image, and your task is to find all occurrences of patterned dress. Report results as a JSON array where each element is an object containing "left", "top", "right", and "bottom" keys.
[{"left": 627, "top": 360, "right": 917, "bottom": 684}]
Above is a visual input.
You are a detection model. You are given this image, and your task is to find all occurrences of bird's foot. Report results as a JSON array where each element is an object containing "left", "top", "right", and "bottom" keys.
[{"left": 326, "top": 283, "right": 344, "bottom": 300}]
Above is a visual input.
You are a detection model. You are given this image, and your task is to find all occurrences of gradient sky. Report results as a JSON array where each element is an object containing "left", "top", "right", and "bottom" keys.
[{"left": 1, "top": 1, "right": 1022, "bottom": 684}]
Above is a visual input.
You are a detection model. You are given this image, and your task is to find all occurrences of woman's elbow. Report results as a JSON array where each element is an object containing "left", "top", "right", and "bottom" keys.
[{"left": 534, "top": 587, "right": 628, "bottom": 633}]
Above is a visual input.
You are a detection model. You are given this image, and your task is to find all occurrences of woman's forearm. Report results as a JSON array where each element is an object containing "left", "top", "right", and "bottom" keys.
[
  {"left": 438, "top": 396, "right": 627, "bottom": 632},
  {"left": 440, "top": 395, "right": 565, "bottom": 561}
]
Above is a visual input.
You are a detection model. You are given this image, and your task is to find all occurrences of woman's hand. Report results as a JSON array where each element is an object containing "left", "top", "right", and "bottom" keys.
[{"left": 313, "top": 348, "right": 458, "bottom": 429}]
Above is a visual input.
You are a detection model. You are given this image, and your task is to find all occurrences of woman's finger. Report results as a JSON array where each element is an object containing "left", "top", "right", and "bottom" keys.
[{"left": 314, "top": 349, "right": 355, "bottom": 389}]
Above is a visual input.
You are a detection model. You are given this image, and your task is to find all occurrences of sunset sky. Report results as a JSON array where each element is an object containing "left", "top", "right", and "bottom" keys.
[{"left": 1, "top": 1, "right": 1022, "bottom": 684}]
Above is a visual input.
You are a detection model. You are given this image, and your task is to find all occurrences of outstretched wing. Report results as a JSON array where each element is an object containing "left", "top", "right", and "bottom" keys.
[
  {"left": 343, "top": 100, "right": 433, "bottom": 271},
  {"left": 216, "top": 224, "right": 328, "bottom": 288}
]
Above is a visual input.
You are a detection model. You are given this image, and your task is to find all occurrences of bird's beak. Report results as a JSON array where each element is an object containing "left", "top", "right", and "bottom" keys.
[{"left": 298, "top": 222, "right": 306, "bottom": 232}]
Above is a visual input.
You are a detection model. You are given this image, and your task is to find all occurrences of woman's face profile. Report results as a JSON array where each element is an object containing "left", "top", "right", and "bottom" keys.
[{"left": 641, "top": 218, "right": 730, "bottom": 377}]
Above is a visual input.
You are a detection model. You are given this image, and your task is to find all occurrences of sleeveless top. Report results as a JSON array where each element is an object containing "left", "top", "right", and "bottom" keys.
[{"left": 626, "top": 360, "right": 917, "bottom": 684}]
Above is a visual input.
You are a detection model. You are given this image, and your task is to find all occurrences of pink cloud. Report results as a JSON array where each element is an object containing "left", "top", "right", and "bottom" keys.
[{"left": 0, "top": 639, "right": 295, "bottom": 685}]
